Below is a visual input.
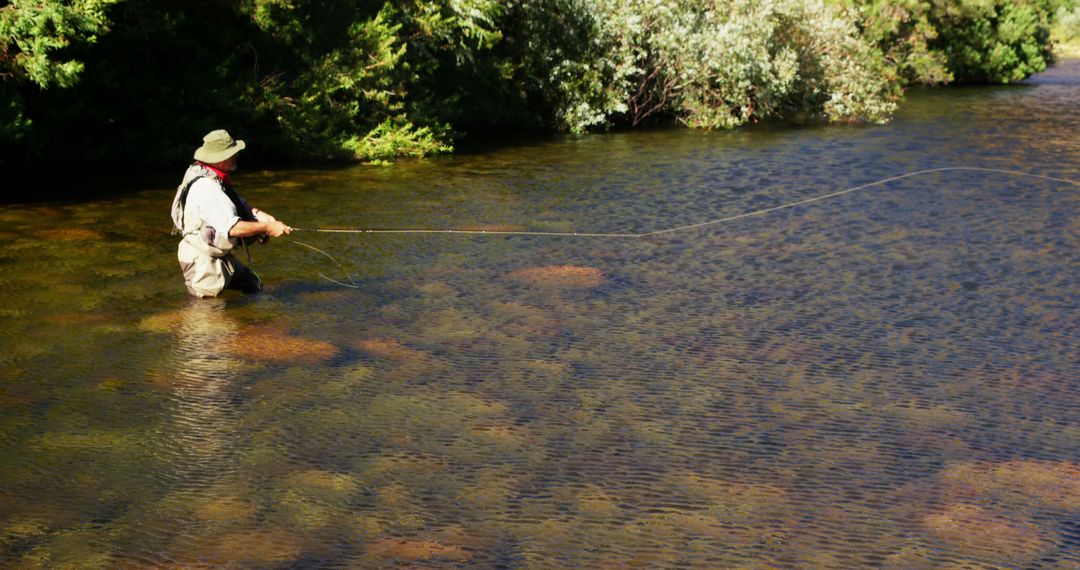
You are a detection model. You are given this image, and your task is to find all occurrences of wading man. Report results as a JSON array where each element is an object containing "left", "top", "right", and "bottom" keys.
[{"left": 170, "top": 129, "right": 292, "bottom": 297}]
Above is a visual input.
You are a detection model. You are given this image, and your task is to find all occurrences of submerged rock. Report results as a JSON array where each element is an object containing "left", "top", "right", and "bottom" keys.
[
  {"left": 507, "top": 265, "right": 605, "bottom": 289},
  {"left": 574, "top": 484, "right": 622, "bottom": 515},
  {"left": 0, "top": 391, "right": 33, "bottom": 409},
  {"left": 372, "top": 482, "right": 418, "bottom": 512},
  {"left": 137, "top": 309, "right": 189, "bottom": 333},
  {"left": 443, "top": 392, "right": 511, "bottom": 417},
  {"left": 457, "top": 470, "right": 517, "bottom": 509},
  {"left": 19, "top": 527, "right": 115, "bottom": 568},
  {"left": 31, "top": 429, "right": 141, "bottom": 453},
  {"left": 197, "top": 530, "right": 303, "bottom": 566},
  {"left": 469, "top": 423, "right": 528, "bottom": 449},
  {"left": 879, "top": 543, "right": 938, "bottom": 570},
  {"left": 33, "top": 228, "right": 104, "bottom": 240},
  {"left": 364, "top": 452, "right": 450, "bottom": 478},
  {"left": 489, "top": 301, "right": 562, "bottom": 337},
  {"left": 353, "top": 338, "right": 430, "bottom": 362},
  {"left": 674, "top": 472, "right": 788, "bottom": 508},
  {"left": 939, "top": 459, "right": 1080, "bottom": 511},
  {"left": 620, "top": 510, "right": 763, "bottom": 549},
  {"left": 416, "top": 307, "right": 488, "bottom": 345},
  {"left": 0, "top": 519, "right": 49, "bottom": 548},
  {"left": 365, "top": 537, "right": 472, "bottom": 563},
  {"left": 143, "top": 306, "right": 337, "bottom": 365},
  {"left": 921, "top": 503, "right": 1052, "bottom": 561},
  {"left": 227, "top": 331, "right": 339, "bottom": 365},
  {"left": 283, "top": 469, "right": 361, "bottom": 498},
  {"left": 295, "top": 289, "right": 359, "bottom": 304},
  {"left": 883, "top": 401, "right": 973, "bottom": 428},
  {"left": 43, "top": 312, "right": 112, "bottom": 326},
  {"left": 522, "top": 359, "right": 573, "bottom": 377},
  {"left": 416, "top": 281, "right": 457, "bottom": 297},
  {"left": 193, "top": 496, "right": 258, "bottom": 523},
  {"left": 278, "top": 491, "right": 340, "bottom": 530},
  {"left": 138, "top": 305, "right": 235, "bottom": 337}
]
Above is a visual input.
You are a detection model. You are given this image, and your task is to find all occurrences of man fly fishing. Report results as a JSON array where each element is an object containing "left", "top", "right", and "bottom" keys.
[{"left": 170, "top": 129, "right": 292, "bottom": 297}]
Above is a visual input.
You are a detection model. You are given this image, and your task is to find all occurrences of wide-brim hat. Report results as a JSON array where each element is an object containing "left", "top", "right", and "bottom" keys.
[{"left": 194, "top": 129, "right": 246, "bottom": 163}]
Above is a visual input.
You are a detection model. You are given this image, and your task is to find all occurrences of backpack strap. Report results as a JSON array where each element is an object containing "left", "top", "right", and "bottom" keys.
[
  {"left": 177, "top": 176, "right": 200, "bottom": 222},
  {"left": 174, "top": 169, "right": 257, "bottom": 232}
]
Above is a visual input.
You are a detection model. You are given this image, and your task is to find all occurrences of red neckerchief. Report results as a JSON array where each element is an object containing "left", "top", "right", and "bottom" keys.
[{"left": 197, "top": 162, "right": 231, "bottom": 185}]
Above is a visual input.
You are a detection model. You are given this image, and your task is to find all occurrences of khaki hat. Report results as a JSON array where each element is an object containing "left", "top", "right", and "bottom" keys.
[{"left": 193, "top": 129, "right": 246, "bottom": 163}]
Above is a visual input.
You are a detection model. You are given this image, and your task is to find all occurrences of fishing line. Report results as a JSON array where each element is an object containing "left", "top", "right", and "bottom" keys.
[
  {"left": 287, "top": 166, "right": 1076, "bottom": 288},
  {"left": 291, "top": 167, "right": 1078, "bottom": 239},
  {"left": 289, "top": 238, "right": 362, "bottom": 288}
]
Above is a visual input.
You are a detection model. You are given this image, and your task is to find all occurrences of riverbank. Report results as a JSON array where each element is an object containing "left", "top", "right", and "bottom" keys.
[{"left": 1057, "top": 41, "right": 1080, "bottom": 58}]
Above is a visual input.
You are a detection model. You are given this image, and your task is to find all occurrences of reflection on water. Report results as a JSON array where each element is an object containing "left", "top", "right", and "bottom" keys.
[
  {"left": 1, "top": 61, "right": 1079, "bottom": 568},
  {"left": 169, "top": 300, "right": 242, "bottom": 463}
]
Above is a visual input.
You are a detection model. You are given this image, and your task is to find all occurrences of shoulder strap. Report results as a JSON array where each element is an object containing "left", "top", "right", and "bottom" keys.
[
  {"left": 219, "top": 181, "right": 257, "bottom": 223},
  {"left": 172, "top": 165, "right": 262, "bottom": 247},
  {"left": 172, "top": 164, "right": 214, "bottom": 234},
  {"left": 177, "top": 176, "right": 200, "bottom": 213},
  {"left": 178, "top": 175, "right": 257, "bottom": 225}
]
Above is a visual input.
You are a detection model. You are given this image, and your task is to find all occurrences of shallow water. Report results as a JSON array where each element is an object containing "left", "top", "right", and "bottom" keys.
[{"left": 1, "top": 61, "right": 1078, "bottom": 568}]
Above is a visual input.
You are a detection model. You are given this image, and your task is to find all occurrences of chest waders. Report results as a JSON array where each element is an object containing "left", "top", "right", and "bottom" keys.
[{"left": 173, "top": 167, "right": 264, "bottom": 297}]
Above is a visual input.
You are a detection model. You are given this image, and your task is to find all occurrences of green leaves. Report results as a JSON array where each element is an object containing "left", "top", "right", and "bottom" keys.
[
  {"left": 937, "top": 0, "right": 1053, "bottom": 83},
  {"left": 0, "top": 0, "right": 118, "bottom": 88},
  {"left": 0, "top": 0, "right": 1066, "bottom": 166},
  {"left": 845, "top": 0, "right": 1057, "bottom": 85},
  {"left": 342, "top": 118, "right": 452, "bottom": 162},
  {"left": 242, "top": 0, "right": 501, "bottom": 161},
  {"left": 514, "top": 0, "right": 899, "bottom": 131}
]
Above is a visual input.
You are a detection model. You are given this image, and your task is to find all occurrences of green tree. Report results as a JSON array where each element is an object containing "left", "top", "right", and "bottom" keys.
[
  {"left": 2, "top": 0, "right": 1062, "bottom": 170},
  {"left": 242, "top": 0, "right": 502, "bottom": 161},
  {"left": 842, "top": 0, "right": 1058, "bottom": 85},
  {"left": 0, "top": 0, "right": 117, "bottom": 155},
  {"left": 488, "top": 0, "right": 900, "bottom": 131},
  {"left": 614, "top": 0, "right": 899, "bottom": 128},
  {"left": 1, "top": 0, "right": 503, "bottom": 165},
  {"left": 1, "top": 0, "right": 117, "bottom": 88},
  {"left": 839, "top": 0, "right": 952, "bottom": 84},
  {"left": 937, "top": 0, "right": 1054, "bottom": 83}
]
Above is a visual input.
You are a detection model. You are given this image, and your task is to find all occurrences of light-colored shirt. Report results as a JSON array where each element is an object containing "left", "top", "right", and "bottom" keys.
[{"left": 183, "top": 177, "right": 241, "bottom": 243}]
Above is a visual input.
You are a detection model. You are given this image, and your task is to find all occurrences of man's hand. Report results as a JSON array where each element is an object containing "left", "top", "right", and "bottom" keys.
[
  {"left": 230, "top": 219, "right": 292, "bottom": 238},
  {"left": 254, "top": 209, "right": 277, "bottom": 224},
  {"left": 266, "top": 220, "right": 292, "bottom": 237}
]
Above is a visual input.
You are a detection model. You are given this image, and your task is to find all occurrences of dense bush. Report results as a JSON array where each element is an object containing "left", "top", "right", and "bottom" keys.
[
  {"left": 0, "top": 0, "right": 499, "bottom": 165},
  {"left": 844, "top": 0, "right": 1060, "bottom": 84},
  {"left": 0, "top": 0, "right": 1068, "bottom": 167},
  {"left": 0, "top": 0, "right": 117, "bottom": 150},
  {"left": 931, "top": 0, "right": 1055, "bottom": 83},
  {"left": 243, "top": 0, "right": 504, "bottom": 160},
  {"left": 590, "top": 0, "right": 900, "bottom": 129},
  {"left": 1053, "top": 2, "right": 1080, "bottom": 49}
]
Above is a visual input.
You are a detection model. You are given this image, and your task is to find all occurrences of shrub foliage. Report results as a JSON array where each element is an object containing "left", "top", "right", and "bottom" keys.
[{"left": 0, "top": 0, "right": 1069, "bottom": 166}]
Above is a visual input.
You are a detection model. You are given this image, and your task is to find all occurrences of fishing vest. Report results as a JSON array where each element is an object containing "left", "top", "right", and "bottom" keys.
[{"left": 170, "top": 164, "right": 258, "bottom": 257}]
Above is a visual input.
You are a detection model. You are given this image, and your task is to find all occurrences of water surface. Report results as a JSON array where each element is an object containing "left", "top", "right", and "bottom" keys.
[{"left": 1, "top": 61, "right": 1078, "bottom": 568}]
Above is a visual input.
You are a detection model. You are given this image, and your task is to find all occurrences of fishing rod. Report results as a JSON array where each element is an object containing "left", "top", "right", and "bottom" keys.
[{"left": 290, "top": 167, "right": 1078, "bottom": 239}]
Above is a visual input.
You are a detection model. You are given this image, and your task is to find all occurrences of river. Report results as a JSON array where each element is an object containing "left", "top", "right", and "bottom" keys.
[{"left": 1, "top": 61, "right": 1078, "bottom": 568}]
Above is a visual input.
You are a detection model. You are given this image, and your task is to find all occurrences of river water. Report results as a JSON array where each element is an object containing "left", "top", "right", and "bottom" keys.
[{"left": 1, "top": 61, "right": 1078, "bottom": 568}]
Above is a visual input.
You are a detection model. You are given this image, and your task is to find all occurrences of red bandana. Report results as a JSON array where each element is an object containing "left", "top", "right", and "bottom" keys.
[{"left": 197, "top": 162, "right": 231, "bottom": 185}]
